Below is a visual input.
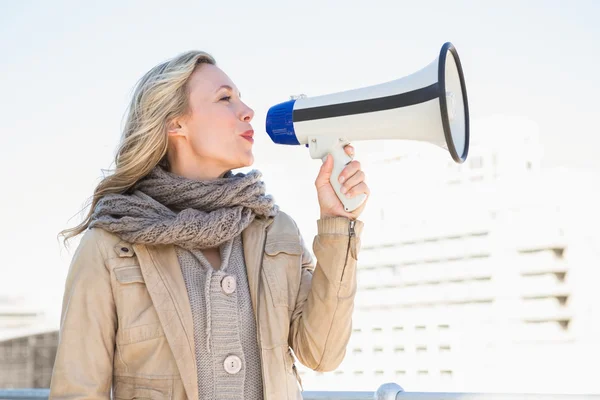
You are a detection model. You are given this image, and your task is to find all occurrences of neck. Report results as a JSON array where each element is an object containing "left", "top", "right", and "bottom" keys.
[{"left": 168, "top": 158, "right": 229, "bottom": 181}]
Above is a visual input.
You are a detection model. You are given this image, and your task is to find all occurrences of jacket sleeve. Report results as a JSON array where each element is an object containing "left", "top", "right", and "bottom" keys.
[
  {"left": 288, "top": 216, "right": 364, "bottom": 372},
  {"left": 49, "top": 229, "right": 117, "bottom": 399}
]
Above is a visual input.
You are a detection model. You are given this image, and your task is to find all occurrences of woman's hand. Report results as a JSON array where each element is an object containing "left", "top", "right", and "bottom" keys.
[{"left": 315, "top": 144, "right": 369, "bottom": 221}]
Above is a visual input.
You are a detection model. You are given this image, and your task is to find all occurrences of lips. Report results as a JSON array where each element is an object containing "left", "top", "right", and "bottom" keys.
[{"left": 241, "top": 129, "right": 254, "bottom": 143}]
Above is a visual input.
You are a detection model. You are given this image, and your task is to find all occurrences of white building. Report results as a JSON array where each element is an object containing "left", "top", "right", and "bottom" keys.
[
  {"left": 0, "top": 296, "right": 47, "bottom": 331},
  {"left": 296, "top": 116, "right": 600, "bottom": 394}
]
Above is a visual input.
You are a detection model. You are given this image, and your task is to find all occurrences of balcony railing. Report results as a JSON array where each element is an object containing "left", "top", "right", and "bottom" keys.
[{"left": 1, "top": 384, "right": 599, "bottom": 400}]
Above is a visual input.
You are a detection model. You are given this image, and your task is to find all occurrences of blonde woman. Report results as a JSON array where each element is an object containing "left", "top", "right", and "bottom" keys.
[{"left": 50, "top": 51, "right": 369, "bottom": 400}]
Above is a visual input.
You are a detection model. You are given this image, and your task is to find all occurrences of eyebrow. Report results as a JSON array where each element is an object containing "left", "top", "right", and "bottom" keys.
[{"left": 217, "top": 84, "right": 241, "bottom": 98}]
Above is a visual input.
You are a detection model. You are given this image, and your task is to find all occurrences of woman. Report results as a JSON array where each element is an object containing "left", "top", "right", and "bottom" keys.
[{"left": 49, "top": 51, "right": 369, "bottom": 400}]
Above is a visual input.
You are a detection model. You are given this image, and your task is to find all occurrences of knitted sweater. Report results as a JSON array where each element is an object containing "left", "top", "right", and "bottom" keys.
[{"left": 176, "top": 235, "right": 263, "bottom": 400}]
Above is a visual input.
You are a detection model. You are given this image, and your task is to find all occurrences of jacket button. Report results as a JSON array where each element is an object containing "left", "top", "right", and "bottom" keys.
[
  {"left": 221, "top": 276, "right": 236, "bottom": 295},
  {"left": 223, "top": 355, "right": 242, "bottom": 374}
]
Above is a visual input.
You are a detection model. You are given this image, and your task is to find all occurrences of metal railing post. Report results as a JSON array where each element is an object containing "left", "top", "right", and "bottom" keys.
[{"left": 375, "top": 382, "right": 404, "bottom": 400}]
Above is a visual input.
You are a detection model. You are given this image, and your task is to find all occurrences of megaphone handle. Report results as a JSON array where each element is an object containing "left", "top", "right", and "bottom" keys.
[{"left": 325, "top": 143, "right": 367, "bottom": 213}]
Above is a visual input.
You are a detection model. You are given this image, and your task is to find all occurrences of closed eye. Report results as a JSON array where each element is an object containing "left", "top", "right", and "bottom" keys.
[{"left": 216, "top": 84, "right": 241, "bottom": 101}]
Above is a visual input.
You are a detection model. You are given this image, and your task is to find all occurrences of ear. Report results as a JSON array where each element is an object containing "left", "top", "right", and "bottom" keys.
[{"left": 167, "top": 117, "right": 186, "bottom": 138}]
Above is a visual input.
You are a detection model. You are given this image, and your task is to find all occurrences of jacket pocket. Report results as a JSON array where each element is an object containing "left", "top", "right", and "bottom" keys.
[
  {"left": 113, "top": 377, "right": 172, "bottom": 400},
  {"left": 113, "top": 265, "right": 162, "bottom": 342},
  {"left": 115, "top": 265, "right": 144, "bottom": 284},
  {"left": 263, "top": 237, "right": 303, "bottom": 309},
  {"left": 120, "top": 322, "right": 165, "bottom": 344}
]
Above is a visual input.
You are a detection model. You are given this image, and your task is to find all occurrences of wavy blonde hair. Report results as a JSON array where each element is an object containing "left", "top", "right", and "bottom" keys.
[{"left": 59, "top": 51, "right": 216, "bottom": 246}]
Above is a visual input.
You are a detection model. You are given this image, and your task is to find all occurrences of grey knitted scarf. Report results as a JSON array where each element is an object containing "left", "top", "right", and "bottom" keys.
[{"left": 89, "top": 166, "right": 278, "bottom": 249}]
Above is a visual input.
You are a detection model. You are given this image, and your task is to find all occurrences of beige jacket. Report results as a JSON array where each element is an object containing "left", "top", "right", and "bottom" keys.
[{"left": 49, "top": 212, "right": 363, "bottom": 400}]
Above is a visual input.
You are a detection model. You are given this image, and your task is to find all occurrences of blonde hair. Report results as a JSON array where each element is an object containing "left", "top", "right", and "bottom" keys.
[{"left": 59, "top": 51, "right": 216, "bottom": 245}]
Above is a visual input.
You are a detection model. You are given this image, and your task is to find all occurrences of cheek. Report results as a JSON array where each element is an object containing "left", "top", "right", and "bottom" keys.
[{"left": 190, "top": 108, "right": 237, "bottom": 154}]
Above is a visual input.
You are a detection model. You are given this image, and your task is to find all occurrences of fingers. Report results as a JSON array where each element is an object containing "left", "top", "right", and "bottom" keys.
[
  {"left": 340, "top": 170, "right": 365, "bottom": 196},
  {"left": 339, "top": 159, "right": 369, "bottom": 198},
  {"left": 338, "top": 160, "right": 361, "bottom": 185},
  {"left": 344, "top": 145, "right": 354, "bottom": 158},
  {"left": 317, "top": 144, "right": 366, "bottom": 198},
  {"left": 345, "top": 182, "right": 370, "bottom": 198}
]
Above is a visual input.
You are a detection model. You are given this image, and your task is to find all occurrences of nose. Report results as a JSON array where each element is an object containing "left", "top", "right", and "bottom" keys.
[{"left": 240, "top": 102, "right": 254, "bottom": 122}]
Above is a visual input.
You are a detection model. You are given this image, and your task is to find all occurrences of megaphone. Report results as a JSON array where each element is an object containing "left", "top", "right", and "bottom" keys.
[{"left": 265, "top": 42, "right": 469, "bottom": 212}]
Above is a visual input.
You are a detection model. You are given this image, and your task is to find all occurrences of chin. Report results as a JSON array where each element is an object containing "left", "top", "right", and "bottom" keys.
[
  {"left": 232, "top": 153, "right": 254, "bottom": 169},
  {"left": 242, "top": 151, "right": 255, "bottom": 167},
  {"left": 242, "top": 157, "right": 255, "bottom": 168}
]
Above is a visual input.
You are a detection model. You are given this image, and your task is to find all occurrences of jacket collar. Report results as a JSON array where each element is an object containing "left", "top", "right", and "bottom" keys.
[{"left": 133, "top": 216, "right": 273, "bottom": 400}]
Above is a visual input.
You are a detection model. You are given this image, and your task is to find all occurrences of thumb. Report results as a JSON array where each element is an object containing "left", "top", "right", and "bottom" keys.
[{"left": 315, "top": 154, "right": 333, "bottom": 188}]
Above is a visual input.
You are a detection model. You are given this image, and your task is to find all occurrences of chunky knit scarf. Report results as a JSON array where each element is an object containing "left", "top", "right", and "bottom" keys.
[{"left": 89, "top": 166, "right": 278, "bottom": 249}]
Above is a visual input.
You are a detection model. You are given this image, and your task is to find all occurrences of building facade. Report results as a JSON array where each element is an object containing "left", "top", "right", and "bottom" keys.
[{"left": 296, "top": 117, "right": 600, "bottom": 394}]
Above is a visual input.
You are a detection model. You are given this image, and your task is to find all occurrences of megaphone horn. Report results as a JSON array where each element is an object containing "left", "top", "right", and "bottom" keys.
[{"left": 266, "top": 42, "right": 470, "bottom": 212}]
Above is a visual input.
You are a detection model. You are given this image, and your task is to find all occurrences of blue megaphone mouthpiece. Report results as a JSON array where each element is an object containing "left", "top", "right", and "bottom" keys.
[{"left": 265, "top": 99, "right": 300, "bottom": 145}]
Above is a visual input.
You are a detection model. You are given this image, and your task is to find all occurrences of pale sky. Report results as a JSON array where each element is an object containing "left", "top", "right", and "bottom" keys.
[{"left": 0, "top": 0, "right": 598, "bottom": 322}]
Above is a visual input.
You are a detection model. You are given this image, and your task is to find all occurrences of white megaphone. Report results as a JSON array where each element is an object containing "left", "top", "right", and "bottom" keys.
[{"left": 265, "top": 42, "right": 469, "bottom": 212}]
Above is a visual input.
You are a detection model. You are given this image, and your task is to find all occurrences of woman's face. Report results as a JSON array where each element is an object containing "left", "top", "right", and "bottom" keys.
[{"left": 172, "top": 63, "right": 255, "bottom": 177}]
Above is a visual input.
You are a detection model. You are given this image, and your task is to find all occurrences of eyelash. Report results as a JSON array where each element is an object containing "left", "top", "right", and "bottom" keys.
[{"left": 220, "top": 96, "right": 231, "bottom": 102}]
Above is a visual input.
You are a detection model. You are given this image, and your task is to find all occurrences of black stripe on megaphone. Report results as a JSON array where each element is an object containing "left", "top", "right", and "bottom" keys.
[{"left": 293, "top": 82, "right": 439, "bottom": 122}]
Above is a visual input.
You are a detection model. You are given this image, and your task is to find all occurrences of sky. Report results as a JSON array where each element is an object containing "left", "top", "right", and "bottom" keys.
[{"left": 0, "top": 0, "right": 598, "bottom": 321}]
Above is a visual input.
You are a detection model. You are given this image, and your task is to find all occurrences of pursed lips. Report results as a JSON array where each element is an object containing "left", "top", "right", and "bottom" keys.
[{"left": 241, "top": 129, "right": 254, "bottom": 143}]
